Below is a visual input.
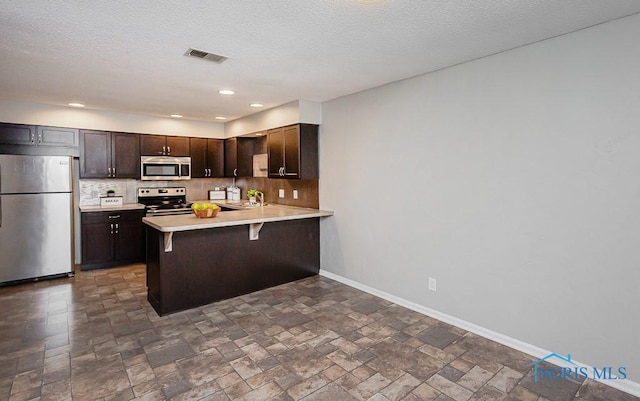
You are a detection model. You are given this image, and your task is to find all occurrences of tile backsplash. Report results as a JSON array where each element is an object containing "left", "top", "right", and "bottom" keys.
[
  {"left": 79, "top": 177, "right": 320, "bottom": 208},
  {"left": 79, "top": 178, "right": 231, "bottom": 206}
]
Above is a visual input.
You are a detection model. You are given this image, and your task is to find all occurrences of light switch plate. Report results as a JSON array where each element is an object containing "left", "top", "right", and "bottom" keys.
[
  {"left": 293, "top": 190, "right": 298, "bottom": 199},
  {"left": 278, "top": 189, "right": 285, "bottom": 198}
]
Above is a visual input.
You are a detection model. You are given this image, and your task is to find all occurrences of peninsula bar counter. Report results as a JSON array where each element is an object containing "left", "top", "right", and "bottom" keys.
[{"left": 143, "top": 205, "right": 333, "bottom": 316}]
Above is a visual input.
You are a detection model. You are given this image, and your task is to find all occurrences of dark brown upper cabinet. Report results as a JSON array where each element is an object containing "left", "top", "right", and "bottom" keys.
[
  {"left": 140, "top": 135, "right": 190, "bottom": 156},
  {"left": 0, "top": 123, "right": 79, "bottom": 156},
  {"left": 80, "top": 130, "right": 140, "bottom": 179},
  {"left": 268, "top": 124, "right": 318, "bottom": 179},
  {"left": 224, "top": 137, "right": 255, "bottom": 177},
  {"left": 190, "top": 137, "right": 224, "bottom": 178}
]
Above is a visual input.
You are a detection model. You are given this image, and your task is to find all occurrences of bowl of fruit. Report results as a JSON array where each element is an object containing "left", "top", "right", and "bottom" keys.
[{"left": 191, "top": 203, "right": 221, "bottom": 218}]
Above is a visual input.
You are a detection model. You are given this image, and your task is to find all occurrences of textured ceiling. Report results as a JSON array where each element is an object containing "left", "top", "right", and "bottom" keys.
[{"left": 1, "top": 1, "right": 640, "bottom": 122}]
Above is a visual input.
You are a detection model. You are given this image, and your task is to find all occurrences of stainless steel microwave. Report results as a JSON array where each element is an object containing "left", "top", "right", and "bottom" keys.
[{"left": 140, "top": 156, "right": 191, "bottom": 180}]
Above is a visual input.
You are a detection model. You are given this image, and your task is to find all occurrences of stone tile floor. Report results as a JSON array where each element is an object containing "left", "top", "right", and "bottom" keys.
[{"left": 0, "top": 264, "right": 637, "bottom": 401}]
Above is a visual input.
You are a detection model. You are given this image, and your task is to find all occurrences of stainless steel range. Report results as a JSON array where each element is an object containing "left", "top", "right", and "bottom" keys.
[{"left": 138, "top": 187, "right": 192, "bottom": 216}]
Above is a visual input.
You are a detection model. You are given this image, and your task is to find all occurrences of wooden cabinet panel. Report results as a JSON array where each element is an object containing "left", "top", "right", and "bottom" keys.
[
  {"left": 80, "top": 130, "right": 139, "bottom": 179},
  {"left": 267, "top": 124, "right": 318, "bottom": 179},
  {"left": 0, "top": 123, "right": 36, "bottom": 146},
  {"left": 140, "top": 135, "right": 167, "bottom": 156},
  {"left": 191, "top": 138, "right": 224, "bottom": 178},
  {"left": 80, "top": 130, "right": 111, "bottom": 178},
  {"left": 225, "top": 137, "right": 255, "bottom": 177},
  {"left": 140, "top": 135, "right": 190, "bottom": 156},
  {"left": 81, "top": 222, "right": 114, "bottom": 265},
  {"left": 190, "top": 137, "right": 207, "bottom": 178},
  {"left": 81, "top": 209, "right": 145, "bottom": 270},
  {"left": 111, "top": 132, "right": 139, "bottom": 178},
  {"left": 207, "top": 139, "right": 225, "bottom": 177},
  {"left": 224, "top": 137, "right": 237, "bottom": 177},
  {"left": 267, "top": 128, "right": 284, "bottom": 177},
  {"left": 114, "top": 219, "right": 144, "bottom": 261},
  {"left": 166, "top": 136, "right": 190, "bottom": 156},
  {"left": 0, "top": 123, "right": 79, "bottom": 156},
  {"left": 36, "top": 126, "right": 79, "bottom": 147}
]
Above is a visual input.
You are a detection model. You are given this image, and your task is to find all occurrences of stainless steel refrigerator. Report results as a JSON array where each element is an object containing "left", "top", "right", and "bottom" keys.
[{"left": 0, "top": 154, "right": 74, "bottom": 283}]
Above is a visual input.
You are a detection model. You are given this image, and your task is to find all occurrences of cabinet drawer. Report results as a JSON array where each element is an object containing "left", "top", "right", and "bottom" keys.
[{"left": 81, "top": 209, "right": 144, "bottom": 224}]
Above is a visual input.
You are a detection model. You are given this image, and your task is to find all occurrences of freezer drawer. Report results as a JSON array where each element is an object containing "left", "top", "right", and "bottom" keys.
[{"left": 0, "top": 193, "right": 73, "bottom": 282}]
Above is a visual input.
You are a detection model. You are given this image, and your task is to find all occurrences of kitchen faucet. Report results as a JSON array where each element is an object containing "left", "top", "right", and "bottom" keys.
[{"left": 255, "top": 191, "right": 264, "bottom": 206}]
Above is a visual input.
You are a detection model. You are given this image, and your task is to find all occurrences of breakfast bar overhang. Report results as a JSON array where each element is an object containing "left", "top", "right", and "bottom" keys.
[{"left": 143, "top": 205, "right": 333, "bottom": 316}]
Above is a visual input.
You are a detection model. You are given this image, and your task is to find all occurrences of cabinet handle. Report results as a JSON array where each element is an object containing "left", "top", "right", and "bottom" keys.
[
  {"left": 30, "top": 132, "right": 35, "bottom": 144},
  {"left": 112, "top": 167, "right": 116, "bottom": 177},
  {"left": 114, "top": 223, "right": 119, "bottom": 234},
  {"left": 234, "top": 168, "right": 237, "bottom": 177},
  {"left": 107, "top": 167, "right": 111, "bottom": 177},
  {"left": 108, "top": 215, "right": 120, "bottom": 219},
  {"left": 167, "top": 146, "right": 171, "bottom": 155},
  {"left": 161, "top": 146, "right": 166, "bottom": 155},
  {"left": 37, "top": 133, "right": 43, "bottom": 144},
  {"left": 110, "top": 223, "right": 114, "bottom": 234},
  {"left": 208, "top": 168, "right": 211, "bottom": 176}
]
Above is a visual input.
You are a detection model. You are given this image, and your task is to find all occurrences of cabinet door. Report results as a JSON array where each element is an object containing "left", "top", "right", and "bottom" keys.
[
  {"left": 0, "top": 123, "right": 36, "bottom": 146},
  {"left": 140, "top": 135, "right": 167, "bottom": 155},
  {"left": 36, "top": 126, "right": 79, "bottom": 148},
  {"left": 114, "top": 219, "right": 144, "bottom": 261},
  {"left": 80, "top": 130, "right": 111, "bottom": 178},
  {"left": 224, "top": 138, "right": 238, "bottom": 177},
  {"left": 283, "top": 125, "right": 300, "bottom": 178},
  {"left": 111, "top": 132, "right": 140, "bottom": 178},
  {"left": 190, "top": 137, "right": 207, "bottom": 178},
  {"left": 267, "top": 128, "right": 284, "bottom": 177},
  {"left": 237, "top": 138, "right": 255, "bottom": 177},
  {"left": 81, "top": 222, "right": 114, "bottom": 264},
  {"left": 166, "top": 136, "right": 190, "bottom": 156},
  {"left": 207, "top": 139, "right": 225, "bottom": 177}
]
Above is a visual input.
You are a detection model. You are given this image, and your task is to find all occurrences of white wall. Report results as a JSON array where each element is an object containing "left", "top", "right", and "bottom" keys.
[
  {"left": 320, "top": 13, "right": 640, "bottom": 385},
  {"left": 0, "top": 100, "right": 224, "bottom": 138},
  {"left": 225, "top": 100, "right": 322, "bottom": 137}
]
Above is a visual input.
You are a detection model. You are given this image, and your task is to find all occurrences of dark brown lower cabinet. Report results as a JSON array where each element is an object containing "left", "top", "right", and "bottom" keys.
[
  {"left": 146, "top": 218, "right": 320, "bottom": 316},
  {"left": 81, "top": 209, "right": 145, "bottom": 270}
]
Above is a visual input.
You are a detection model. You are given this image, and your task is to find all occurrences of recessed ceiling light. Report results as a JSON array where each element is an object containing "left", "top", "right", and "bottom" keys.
[
  {"left": 68, "top": 102, "right": 85, "bottom": 108},
  {"left": 170, "top": 114, "right": 183, "bottom": 118},
  {"left": 250, "top": 103, "right": 263, "bottom": 108},
  {"left": 215, "top": 116, "right": 226, "bottom": 120},
  {"left": 218, "top": 90, "right": 235, "bottom": 95}
]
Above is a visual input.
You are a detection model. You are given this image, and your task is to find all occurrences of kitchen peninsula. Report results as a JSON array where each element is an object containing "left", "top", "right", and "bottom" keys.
[{"left": 143, "top": 204, "right": 333, "bottom": 315}]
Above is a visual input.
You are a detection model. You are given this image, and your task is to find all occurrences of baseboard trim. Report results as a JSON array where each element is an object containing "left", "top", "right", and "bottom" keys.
[{"left": 319, "top": 270, "right": 640, "bottom": 398}]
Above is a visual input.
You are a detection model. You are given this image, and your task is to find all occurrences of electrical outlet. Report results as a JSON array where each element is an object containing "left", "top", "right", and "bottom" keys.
[
  {"left": 428, "top": 277, "right": 437, "bottom": 292},
  {"left": 278, "top": 189, "right": 285, "bottom": 198},
  {"left": 293, "top": 190, "right": 298, "bottom": 199}
]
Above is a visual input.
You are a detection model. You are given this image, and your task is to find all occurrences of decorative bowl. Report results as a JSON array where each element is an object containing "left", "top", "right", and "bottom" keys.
[{"left": 193, "top": 208, "right": 220, "bottom": 218}]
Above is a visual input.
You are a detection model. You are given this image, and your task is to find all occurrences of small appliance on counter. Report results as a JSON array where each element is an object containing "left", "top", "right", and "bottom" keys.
[
  {"left": 209, "top": 187, "right": 226, "bottom": 200},
  {"left": 226, "top": 186, "right": 241, "bottom": 201}
]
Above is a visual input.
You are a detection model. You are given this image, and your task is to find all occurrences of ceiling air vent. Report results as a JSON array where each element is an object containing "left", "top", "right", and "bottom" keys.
[{"left": 185, "top": 48, "right": 228, "bottom": 63}]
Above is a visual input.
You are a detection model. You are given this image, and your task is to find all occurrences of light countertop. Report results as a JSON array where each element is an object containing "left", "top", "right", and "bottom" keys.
[
  {"left": 79, "top": 203, "right": 146, "bottom": 212},
  {"left": 142, "top": 204, "right": 333, "bottom": 233}
]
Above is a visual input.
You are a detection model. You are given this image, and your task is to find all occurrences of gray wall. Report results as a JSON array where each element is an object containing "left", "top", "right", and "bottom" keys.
[{"left": 319, "top": 14, "right": 640, "bottom": 383}]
